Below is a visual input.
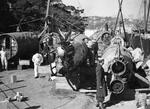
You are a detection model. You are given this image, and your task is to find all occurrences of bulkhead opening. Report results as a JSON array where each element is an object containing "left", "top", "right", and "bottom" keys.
[{"left": 0, "top": 34, "right": 18, "bottom": 60}]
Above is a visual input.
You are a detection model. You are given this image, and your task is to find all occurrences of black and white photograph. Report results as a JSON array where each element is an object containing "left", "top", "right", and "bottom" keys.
[{"left": 0, "top": 0, "right": 150, "bottom": 109}]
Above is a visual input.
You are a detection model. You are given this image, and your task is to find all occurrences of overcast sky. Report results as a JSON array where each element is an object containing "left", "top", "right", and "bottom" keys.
[{"left": 62, "top": 0, "right": 143, "bottom": 19}]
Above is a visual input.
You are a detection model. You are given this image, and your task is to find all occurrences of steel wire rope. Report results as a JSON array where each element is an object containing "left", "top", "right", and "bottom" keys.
[
  {"left": 146, "top": 0, "right": 150, "bottom": 29},
  {"left": 38, "top": 17, "right": 70, "bottom": 38},
  {"left": 9, "top": 16, "right": 85, "bottom": 33},
  {"left": 9, "top": 16, "right": 85, "bottom": 34},
  {"left": 58, "top": 16, "right": 85, "bottom": 31},
  {"left": 38, "top": 15, "right": 85, "bottom": 39},
  {"left": 50, "top": 15, "right": 85, "bottom": 32}
]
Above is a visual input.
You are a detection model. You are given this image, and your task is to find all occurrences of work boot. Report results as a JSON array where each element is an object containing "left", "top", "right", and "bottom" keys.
[{"left": 34, "top": 74, "right": 39, "bottom": 79}]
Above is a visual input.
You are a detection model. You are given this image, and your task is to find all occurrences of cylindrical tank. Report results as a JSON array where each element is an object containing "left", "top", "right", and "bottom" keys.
[{"left": 0, "top": 32, "right": 39, "bottom": 62}]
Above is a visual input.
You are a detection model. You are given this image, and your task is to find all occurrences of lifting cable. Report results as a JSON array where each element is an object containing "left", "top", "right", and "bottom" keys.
[
  {"left": 9, "top": 16, "right": 85, "bottom": 33},
  {"left": 139, "top": 29, "right": 144, "bottom": 54},
  {"left": 9, "top": 18, "right": 43, "bottom": 27},
  {"left": 50, "top": 15, "right": 85, "bottom": 32},
  {"left": 38, "top": 15, "right": 84, "bottom": 38}
]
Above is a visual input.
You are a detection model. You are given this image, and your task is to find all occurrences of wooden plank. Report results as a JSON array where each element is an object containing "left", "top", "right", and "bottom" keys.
[
  {"left": 79, "top": 89, "right": 96, "bottom": 93},
  {"left": 19, "top": 60, "right": 30, "bottom": 66}
]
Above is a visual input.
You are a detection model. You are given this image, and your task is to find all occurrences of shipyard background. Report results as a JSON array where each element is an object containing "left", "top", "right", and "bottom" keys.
[{"left": 0, "top": 0, "right": 150, "bottom": 109}]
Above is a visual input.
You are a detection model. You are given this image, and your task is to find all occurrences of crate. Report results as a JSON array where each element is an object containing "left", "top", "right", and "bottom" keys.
[
  {"left": 38, "top": 65, "right": 51, "bottom": 74},
  {"left": 18, "top": 60, "right": 30, "bottom": 70},
  {"left": 19, "top": 60, "right": 30, "bottom": 66}
]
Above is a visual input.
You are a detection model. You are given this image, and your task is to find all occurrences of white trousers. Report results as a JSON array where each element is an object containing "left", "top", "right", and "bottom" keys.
[
  {"left": 1, "top": 58, "right": 8, "bottom": 70},
  {"left": 34, "top": 64, "right": 39, "bottom": 77},
  {"left": 51, "top": 62, "right": 56, "bottom": 74}
]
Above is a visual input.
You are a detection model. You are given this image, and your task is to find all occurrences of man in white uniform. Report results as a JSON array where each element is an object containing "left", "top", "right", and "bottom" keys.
[
  {"left": 0, "top": 47, "right": 8, "bottom": 70},
  {"left": 130, "top": 48, "right": 144, "bottom": 69},
  {"left": 32, "top": 53, "right": 43, "bottom": 78}
]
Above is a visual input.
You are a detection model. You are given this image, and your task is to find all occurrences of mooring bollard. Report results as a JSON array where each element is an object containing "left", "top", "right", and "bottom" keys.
[
  {"left": 11, "top": 75, "right": 17, "bottom": 83},
  {"left": 52, "top": 80, "right": 56, "bottom": 91}
]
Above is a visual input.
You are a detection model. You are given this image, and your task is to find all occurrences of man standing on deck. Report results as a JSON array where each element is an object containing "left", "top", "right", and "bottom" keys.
[
  {"left": 96, "top": 58, "right": 107, "bottom": 109},
  {"left": 130, "top": 47, "right": 144, "bottom": 69},
  {"left": 0, "top": 47, "right": 8, "bottom": 70},
  {"left": 32, "top": 53, "right": 43, "bottom": 78}
]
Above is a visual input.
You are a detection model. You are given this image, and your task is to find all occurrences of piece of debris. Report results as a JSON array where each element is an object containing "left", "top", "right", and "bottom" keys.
[
  {"left": 13, "top": 92, "right": 24, "bottom": 102},
  {"left": 50, "top": 76, "right": 57, "bottom": 81}
]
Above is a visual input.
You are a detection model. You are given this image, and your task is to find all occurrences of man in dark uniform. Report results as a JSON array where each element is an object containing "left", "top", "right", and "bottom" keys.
[
  {"left": 42, "top": 41, "right": 50, "bottom": 64},
  {"left": 96, "top": 58, "right": 107, "bottom": 109},
  {"left": 82, "top": 38, "right": 98, "bottom": 66}
]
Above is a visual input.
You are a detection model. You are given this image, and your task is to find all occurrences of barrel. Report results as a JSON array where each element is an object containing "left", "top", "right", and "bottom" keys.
[{"left": 0, "top": 32, "right": 39, "bottom": 63}]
